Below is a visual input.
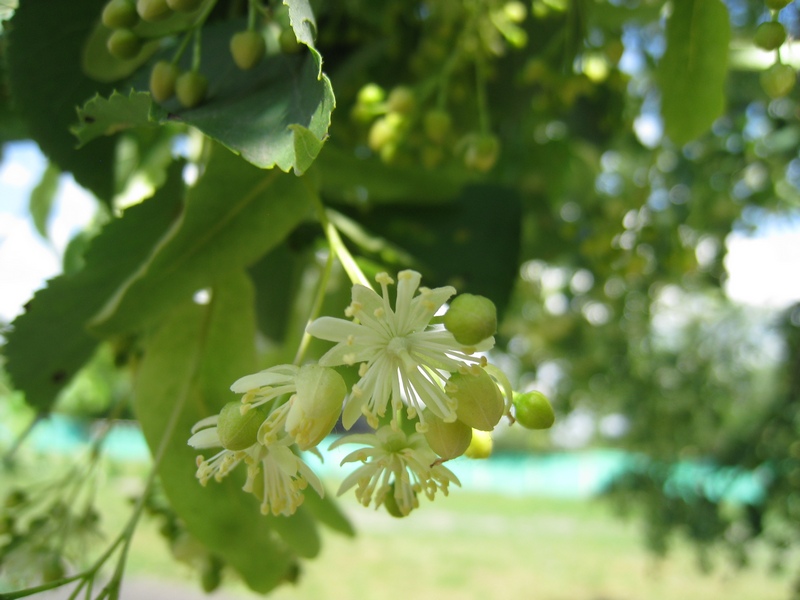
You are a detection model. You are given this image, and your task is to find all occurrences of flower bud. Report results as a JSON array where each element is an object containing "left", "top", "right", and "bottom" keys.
[
  {"left": 444, "top": 294, "right": 497, "bottom": 346},
  {"left": 217, "top": 401, "right": 267, "bottom": 451},
  {"left": 286, "top": 365, "right": 346, "bottom": 450},
  {"left": 513, "top": 391, "right": 555, "bottom": 430},
  {"left": 423, "top": 411, "right": 472, "bottom": 460},
  {"left": 450, "top": 368, "right": 504, "bottom": 431},
  {"left": 383, "top": 482, "right": 410, "bottom": 518},
  {"left": 464, "top": 429, "right": 493, "bottom": 459}
]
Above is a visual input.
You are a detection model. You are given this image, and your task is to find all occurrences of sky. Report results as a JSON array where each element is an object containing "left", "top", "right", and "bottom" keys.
[{"left": 1, "top": 141, "right": 800, "bottom": 324}]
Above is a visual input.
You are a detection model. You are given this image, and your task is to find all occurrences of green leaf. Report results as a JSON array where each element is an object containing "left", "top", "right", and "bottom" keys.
[
  {"left": 346, "top": 184, "right": 522, "bottom": 315},
  {"left": 4, "top": 162, "right": 185, "bottom": 413},
  {"left": 28, "top": 163, "right": 61, "bottom": 240},
  {"left": 134, "top": 271, "right": 298, "bottom": 593},
  {"left": 314, "top": 144, "right": 466, "bottom": 205},
  {"left": 6, "top": 0, "right": 116, "bottom": 200},
  {"left": 301, "top": 485, "right": 356, "bottom": 537},
  {"left": 75, "top": 19, "right": 335, "bottom": 175},
  {"left": 72, "top": 91, "right": 165, "bottom": 147},
  {"left": 659, "top": 0, "right": 731, "bottom": 144},
  {"left": 90, "top": 145, "right": 315, "bottom": 336}
]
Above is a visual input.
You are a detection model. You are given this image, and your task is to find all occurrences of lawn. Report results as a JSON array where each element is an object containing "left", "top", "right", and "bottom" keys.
[{"left": 124, "top": 488, "right": 793, "bottom": 600}]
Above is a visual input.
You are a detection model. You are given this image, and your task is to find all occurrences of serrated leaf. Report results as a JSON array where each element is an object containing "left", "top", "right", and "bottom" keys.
[
  {"left": 6, "top": 0, "right": 116, "bottom": 200},
  {"left": 134, "top": 271, "right": 299, "bottom": 593},
  {"left": 90, "top": 145, "right": 315, "bottom": 336},
  {"left": 28, "top": 162, "right": 61, "bottom": 240},
  {"left": 76, "top": 19, "right": 335, "bottom": 175},
  {"left": 284, "top": 0, "right": 318, "bottom": 50},
  {"left": 659, "top": 0, "right": 731, "bottom": 144},
  {"left": 4, "top": 162, "right": 185, "bottom": 413},
  {"left": 72, "top": 91, "right": 165, "bottom": 147}
]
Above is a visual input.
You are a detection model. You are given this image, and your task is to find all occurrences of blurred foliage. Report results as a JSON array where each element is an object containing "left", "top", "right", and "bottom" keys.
[{"left": 1, "top": 0, "right": 800, "bottom": 597}]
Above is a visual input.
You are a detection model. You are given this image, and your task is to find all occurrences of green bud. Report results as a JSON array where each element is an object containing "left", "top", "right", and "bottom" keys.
[
  {"left": 368, "top": 113, "right": 404, "bottom": 151},
  {"left": 761, "top": 63, "right": 795, "bottom": 98},
  {"left": 423, "top": 108, "right": 452, "bottom": 143},
  {"left": 463, "top": 133, "right": 500, "bottom": 172},
  {"left": 387, "top": 86, "right": 415, "bottom": 115},
  {"left": 279, "top": 28, "right": 301, "bottom": 54},
  {"left": 136, "top": 0, "right": 171, "bottom": 22},
  {"left": 102, "top": 0, "right": 139, "bottom": 29},
  {"left": 423, "top": 411, "right": 472, "bottom": 460},
  {"left": 444, "top": 293, "right": 497, "bottom": 346},
  {"left": 450, "top": 368, "right": 504, "bottom": 431},
  {"left": 107, "top": 28, "right": 142, "bottom": 59},
  {"left": 754, "top": 21, "right": 786, "bottom": 51},
  {"left": 383, "top": 482, "right": 410, "bottom": 518},
  {"left": 357, "top": 83, "right": 386, "bottom": 106},
  {"left": 175, "top": 71, "right": 208, "bottom": 108},
  {"left": 286, "top": 365, "right": 346, "bottom": 450},
  {"left": 149, "top": 61, "right": 179, "bottom": 102},
  {"left": 230, "top": 30, "right": 266, "bottom": 70},
  {"left": 217, "top": 401, "right": 268, "bottom": 451},
  {"left": 464, "top": 429, "right": 492, "bottom": 459},
  {"left": 513, "top": 391, "right": 555, "bottom": 430}
]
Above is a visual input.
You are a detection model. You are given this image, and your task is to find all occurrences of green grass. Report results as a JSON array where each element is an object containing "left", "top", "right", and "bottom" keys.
[
  {"left": 1, "top": 457, "right": 793, "bottom": 600},
  {"left": 124, "top": 488, "right": 793, "bottom": 600}
]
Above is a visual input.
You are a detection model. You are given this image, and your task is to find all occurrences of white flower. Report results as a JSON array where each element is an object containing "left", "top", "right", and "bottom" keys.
[
  {"left": 307, "top": 270, "right": 492, "bottom": 430},
  {"left": 330, "top": 426, "right": 460, "bottom": 516},
  {"left": 188, "top": 415, "right": 323, "bottom": 517},
  {"left": 229, "top": 363, "right": 345, "bottom": 450},
  {"left": 243, "top": 441, "right": 324, "bottom": 517},
  {"left": 189, "top": 414, "right": 248, "bottom": 485}
]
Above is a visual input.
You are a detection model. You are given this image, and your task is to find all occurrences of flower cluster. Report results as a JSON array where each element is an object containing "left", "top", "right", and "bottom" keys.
[{"left": 189, "top": 269, "right": 552, "bottom": 517}]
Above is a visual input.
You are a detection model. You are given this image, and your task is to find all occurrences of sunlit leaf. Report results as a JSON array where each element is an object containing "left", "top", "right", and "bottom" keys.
[
  {"left": 90, "top": 145, "right": 315, "bottom": 336},
  {"left": 74, "top": 19, "right": 334, "bottom": 174},
  {"left": 28, "top": 162, "right": 61, "bottom": 240},
  {"left": 4, "top": 162, "right": 185, "bottom": 413},
  {"left": 134, "top": 271, "right": 299, "bottom": 593},
  {"left": 659, "top": 0, "right": 731, "bottom": 144}
]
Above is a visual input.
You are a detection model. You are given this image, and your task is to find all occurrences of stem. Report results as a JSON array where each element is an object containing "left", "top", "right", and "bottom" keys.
[
  {"left": 293, "top": 249, "right": 335, "bottom": 366},
  {"left": 1, "top": 306, "right": 206, "bottom": 600},
  {"left": 474, "top": 53, "right": 491, "bottom": 134},
  {"left": 310, "top": 192, "right": 372, "bottom": 289},
  {"left": 247, "top": 0, "right": 258, "bottom": 30},
  {"left": 192, "top": 27, "right": 203, "bottom": 71},
  {"left": 2, "top": 412, "right": 43, "bottom": 468}
]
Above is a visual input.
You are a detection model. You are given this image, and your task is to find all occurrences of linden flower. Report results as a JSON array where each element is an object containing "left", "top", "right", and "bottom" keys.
[
  {"left": 230, "top": 364, "right": 345, "bottom": 451},
  {"left": 307, "top": 270, "right": 492, "bottom": 430},
  {"left": 189, "top": 417, "right": 323, "bottom": 517},
  {"left": 330, "top": 426, "right": 460, "bottom": 516},
  {"left": 243, "top": 441, "right": 324, "bottom": 517}
]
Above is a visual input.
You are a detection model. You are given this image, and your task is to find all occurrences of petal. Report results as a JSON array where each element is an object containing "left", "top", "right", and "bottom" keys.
[
  {"left": 406, "top": 285, "right": 455, "bottom": 332},
  {"left": 188, "top": 427, "right": 221, "bottom": 449},
  {"left": 190, "top": 414, "right": 219, "bottom": 434},
  {"left": 393, "top": 270, "right": 422, "bottom": 331},
  {"left": 318, "top": 342, "right": 378, "bottom": 368},
  {"left": 230, "top": 369, "right": 295, "bottom": 393},
  {"left": 329, "top": 432, "right": 379, "bottom": 449},
  {"left": 306, "top": 316, "right": 364, "bottom": 342}
]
